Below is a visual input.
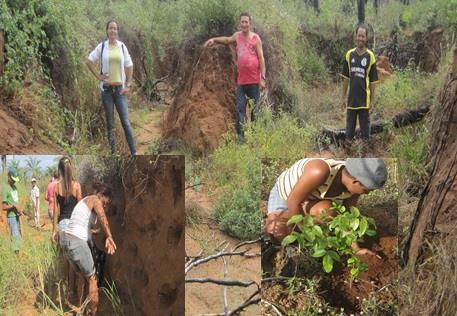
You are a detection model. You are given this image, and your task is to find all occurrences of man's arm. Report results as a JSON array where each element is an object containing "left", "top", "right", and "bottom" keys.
[
  {"left": 92, "top": 198, "right": 117, "bottom": 254},
  {"left": 369, "top": 83, "right": 376, "bottom": 113},
  {"left": 256, "top": 37, "right": 266, "bottom": 89},
  {"left": 341, "top": 78, "right": 349, "bottom": 111},
  {"left": 204, "top": 33, "right": 237, "bottom": 47}
]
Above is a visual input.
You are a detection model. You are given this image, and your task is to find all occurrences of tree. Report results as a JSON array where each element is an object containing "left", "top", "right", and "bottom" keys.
[
  {"left": 374, "top": 0, "right": 380, "bottom": 15},
  {"left": 7, "top": 159, "right": 19, "bottom": 172},
  {"left": 357, "top": 0, "right": 366, "bottom": 23},
  {"left": 24, "top": 156, "right": 42, "bottom": 180},
  {"left": 402, "top": 45, "right": 457, "bottom": 266},
  {"left": 1, "top": 155, "right": 6, "bottom": 174}
]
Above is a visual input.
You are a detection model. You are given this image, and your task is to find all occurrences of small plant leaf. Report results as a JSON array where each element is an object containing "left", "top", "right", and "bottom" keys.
[
  {"left": 281, "top": 234, "right": 297, "bottom": 246},
  {"left": 359, "top": 218, "right": 368, "bottom": 236},
  {"left": 304, "top": 215, "right": 314, "bottom": 226},
  {"left": 312, "top": 225, "right": 324, "bottom": 238},
  {"left": 323, "top": 254, "right": 333, "bottom": 273},
  {"left": 351, "top": 207, "right": 360, "bottom": 217},
  {"left": 312, "top": 249, "right": 326, "bottom": 258},
  {"left": 287, "top": 214, "right": 304, "bottom": 225},
  {"left": 350, "top": 218, "right": 360, "bottom": 231},
  {"left": 366, "top": 229, "right": 377, "bottom": 236},
  {"left": 327, "top": 250, "right": 341, "bottom": 262}
]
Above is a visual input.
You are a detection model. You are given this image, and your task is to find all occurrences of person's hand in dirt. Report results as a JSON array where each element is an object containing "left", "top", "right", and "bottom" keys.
[
  {"left": 105, "top": 237, "right": 117, "bottom": 255},
  {"left": 352, "top": 241, "right": 381, "bottom": 259},
  {"left": 356, "top": 248, "right": 381, "bottom": 259},
  {"left": 265, "top": 213, "right": 293, "bottom": 242}
]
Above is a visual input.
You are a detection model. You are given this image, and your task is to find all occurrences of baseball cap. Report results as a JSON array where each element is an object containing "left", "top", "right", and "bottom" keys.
[
  {"left": 8, "top": 168, "right": 20, "bottom": 182},
  {"left": 31, "top": 178, "right": 37, "bottom": 182},
  {"left": 345, "top": 158, "right": 388, "bottom": 190}
]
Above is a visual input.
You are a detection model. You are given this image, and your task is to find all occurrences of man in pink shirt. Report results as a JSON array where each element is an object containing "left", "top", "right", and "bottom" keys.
[
  {"left": 205, "top": 12, "right": 266, "bottom": 142},
  {"left": 45, "top": 171, "right": 59, "bottom": 220}
]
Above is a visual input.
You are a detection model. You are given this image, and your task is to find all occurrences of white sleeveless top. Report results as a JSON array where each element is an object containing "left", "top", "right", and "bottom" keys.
[
  {"left": 66, "top": 197, "right": 97, "bottom": 241},
  {"left": 275, "top": 158, "right": 353, "bottom": 201}
]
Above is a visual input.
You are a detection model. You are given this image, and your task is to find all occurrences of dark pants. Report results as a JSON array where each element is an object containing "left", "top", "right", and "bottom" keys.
[
  {"left": 346, "top": 109, "right": 370, "bottom": 141},
  {"left": 235, "top": 84, "right": 260, "bottom": 141},
  {"left": 101, "top": 85, "right": 136, "bottom": 154}
]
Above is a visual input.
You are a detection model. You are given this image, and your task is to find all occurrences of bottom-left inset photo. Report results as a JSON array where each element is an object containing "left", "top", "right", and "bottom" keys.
[{"left": 0, "top": 155, "right": 184, "bottom": 315}]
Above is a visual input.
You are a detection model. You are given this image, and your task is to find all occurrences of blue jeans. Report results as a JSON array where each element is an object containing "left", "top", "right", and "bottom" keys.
[
  {"left": 235, "top": 84, "right": 260, "bottom": 141},
  {"left": 101, "top": 85, "right": 136, "bottom": 154},
  {"left": 7, "top": 216, "right": 21, "bottom": 251}
]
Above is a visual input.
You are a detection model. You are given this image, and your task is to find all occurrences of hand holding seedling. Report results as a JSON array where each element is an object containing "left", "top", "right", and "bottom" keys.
[{"left": 356, "top": 248, "right": 381, "bottom": 259}]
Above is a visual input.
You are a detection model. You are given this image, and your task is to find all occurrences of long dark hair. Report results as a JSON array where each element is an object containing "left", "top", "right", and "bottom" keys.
[
  {"left": 58, "top": 157, "right": 73, "bottom": 200},
  {"left": 93, "top": 182, "right": 113, "bottom": 199}
]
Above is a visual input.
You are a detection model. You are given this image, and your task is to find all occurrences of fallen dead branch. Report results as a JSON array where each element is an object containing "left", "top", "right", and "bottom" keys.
[
  {"left": 186, "top": 238, "right": 261, "bottom": 315},
  {"left": 186, "top": 278, "right": 256, "bottom": 287},
  {"left": 316, "top": 104, "right": 431, "bottom": 148}
]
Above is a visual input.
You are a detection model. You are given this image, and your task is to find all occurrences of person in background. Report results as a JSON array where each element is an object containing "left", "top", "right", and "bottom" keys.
[
  {"left": 30, "top": 177, "right": 40, "bottom": 229},
  {"left": 45, "top": 171, "right": 59, "bottom": 222},
  {"left": 2, "top": 168, "right": 25, "bottom": 254}
]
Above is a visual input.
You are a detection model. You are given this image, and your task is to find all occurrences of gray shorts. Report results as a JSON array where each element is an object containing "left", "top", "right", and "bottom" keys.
[
  {"left": 61, "top": 234, "right": 95, "bottom": 278},
  {"left": 267, "top": 184, "right": 288, "bottom": 214}
]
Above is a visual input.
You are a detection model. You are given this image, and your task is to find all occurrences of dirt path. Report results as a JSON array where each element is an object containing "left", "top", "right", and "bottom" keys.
[
  {"left": 131, "top": 106, "right": 165, "bottom": 154},
  {"left": 185, "top": 189, "right": 260, "bottom": 315}
]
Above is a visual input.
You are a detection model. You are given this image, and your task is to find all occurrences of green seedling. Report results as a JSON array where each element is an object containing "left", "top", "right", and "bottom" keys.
[{"left": 282, "top": 202, "right": 377, "bottom": 280}]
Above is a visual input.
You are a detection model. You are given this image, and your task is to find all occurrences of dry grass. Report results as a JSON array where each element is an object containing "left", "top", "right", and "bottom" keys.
[{"left": 399, "top": 232, "right": 457, "bottom": 315}]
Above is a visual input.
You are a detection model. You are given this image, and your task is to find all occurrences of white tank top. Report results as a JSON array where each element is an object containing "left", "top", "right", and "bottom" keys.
[
  {"left": 66, "top": 197, "right": 96, "bottom": 241},
  {"left": 275, "top": 158, "right": 353, "bottom": 201}
]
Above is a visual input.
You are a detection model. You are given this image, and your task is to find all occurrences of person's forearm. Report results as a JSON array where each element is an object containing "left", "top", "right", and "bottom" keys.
[
  {"left": 125, "top": 67, "right": 133, "bottom": 85},
  {"left": 96, "top": 210, "right": 113, "bottom": 239},
  {"left": 213, "top": 37, "right": 230, "bottom": 45},
  {"left": 86, "top": 60, "right": 99, "bottom": 79},
  {"left": 260, "top": 58, "right": 266, "bottom": 79}
]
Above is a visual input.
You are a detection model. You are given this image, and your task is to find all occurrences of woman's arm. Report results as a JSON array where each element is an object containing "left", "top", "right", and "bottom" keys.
[{"left": 52, "top": 184, "right": 60, "bottom": 242}]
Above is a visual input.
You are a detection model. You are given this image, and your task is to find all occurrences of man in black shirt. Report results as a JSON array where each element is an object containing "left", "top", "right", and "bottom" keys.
[{"left": 341, "top": 24, "right": 379, "bottom": 143}]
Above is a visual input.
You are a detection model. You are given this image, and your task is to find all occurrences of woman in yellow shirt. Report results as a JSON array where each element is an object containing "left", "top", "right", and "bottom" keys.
[{"left": 86, "top": 20, "right": 137, "bottom": 155}]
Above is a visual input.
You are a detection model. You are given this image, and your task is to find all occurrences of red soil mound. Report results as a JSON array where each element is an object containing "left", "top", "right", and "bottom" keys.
[
  {"left": 0, "top": 106, "right": 61, "bottom": 153},
  {"left": 163, "top": 44, "right": 236, "bottom": 154},
  {"left": 90, "top": 156, "right": 185, "bottom": 315}
]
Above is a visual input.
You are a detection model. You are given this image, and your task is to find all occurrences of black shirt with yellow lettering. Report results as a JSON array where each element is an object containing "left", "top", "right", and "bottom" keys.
[{"left": 341, "top": 48, "right": 379, "bottom": 109}]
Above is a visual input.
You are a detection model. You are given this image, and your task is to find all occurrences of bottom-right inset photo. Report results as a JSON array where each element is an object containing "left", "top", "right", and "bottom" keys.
[{"left": 261, "top": 158, "right": 398, "bottom": 315}]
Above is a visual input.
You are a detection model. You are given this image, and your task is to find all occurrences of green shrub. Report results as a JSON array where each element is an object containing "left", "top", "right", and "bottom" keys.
[{"left": 213, "top": 185, "right": 261, "bottom": 240}]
